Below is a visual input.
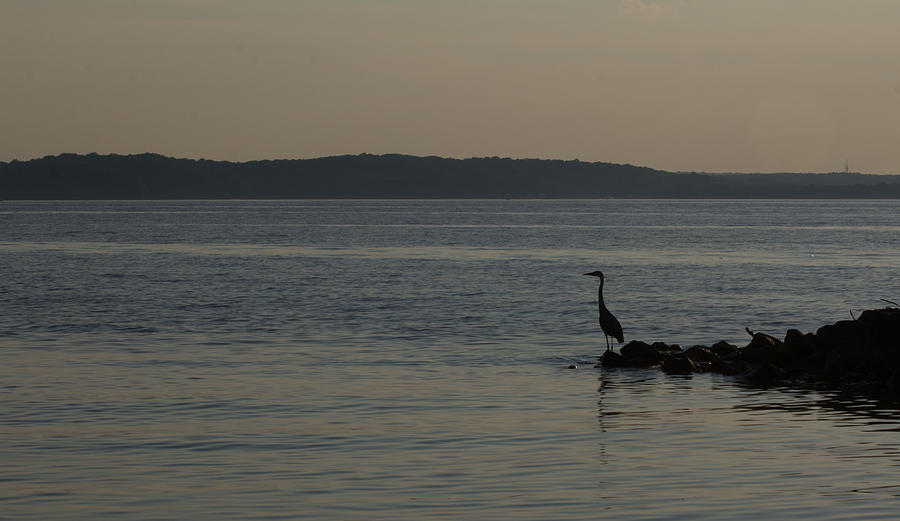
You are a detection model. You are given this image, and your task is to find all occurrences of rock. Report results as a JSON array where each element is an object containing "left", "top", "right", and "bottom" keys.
[
  {"left": 784, "top": 329, "right": 817, "bottom": 355},
  {"left": 746, "top": 329, "right": 782, "bottom": 349},
  {"left": 820, "top": 350, "right": 845, "bottom": 381},
  {"left": 711, "top": 340, "right": 738, "bottom": 356},
  {"left": 596, "top": 308, "right": 900, "bottom": 396},
  {"left": 662, "top": 356, "right": 696, "bottom": 375},
  {"left": 620, "top": 340, "right": 662, "bottom": 366},
  {"left": 599, "top": 350, "right": 625, "bottom": 368},
  {"left": 684, "top": 345, "right": 717, "bottom": 363},
  {"left": 740, "top": 339, "right": 785, "bottom": 365},
  {"left": 815, "top": 320, "right": 864, "bottom": 351},
  {"left": 858, "top": 307, "right": 900, "bottom": 328},
  {"left": 710, "top": 357, "right": 749, "bottom": 375},
  {"left": 783, "top": 328, "right": 804, "bottom": 344},
  {"left": 745, "top": 362, "right": 787, "bottom": 383},
  {"left": 858, "top": 308, "right": 900, "bottom": 358},
  {"left": 653, "top": 342, "right": 683, "bottom": 355}
]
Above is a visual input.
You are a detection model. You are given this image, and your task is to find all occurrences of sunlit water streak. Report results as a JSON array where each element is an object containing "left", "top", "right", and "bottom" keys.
[{"left": 2, "top": 199, "right": 900, "bottom": 520}]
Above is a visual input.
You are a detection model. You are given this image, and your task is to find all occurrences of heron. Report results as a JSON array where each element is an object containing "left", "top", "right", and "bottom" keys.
[{"left": 584, "top": 270, "right": 624, "bottom": 351}]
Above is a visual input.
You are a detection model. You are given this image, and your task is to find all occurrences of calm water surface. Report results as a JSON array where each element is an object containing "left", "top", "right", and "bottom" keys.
[{"left": 2, "top": 199, "right": 900, "bottom": 520}]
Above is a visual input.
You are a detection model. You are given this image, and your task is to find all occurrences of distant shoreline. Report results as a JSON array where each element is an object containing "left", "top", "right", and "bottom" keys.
[{"left": 3, "top": 153, "right": 900, "bottom": 199}]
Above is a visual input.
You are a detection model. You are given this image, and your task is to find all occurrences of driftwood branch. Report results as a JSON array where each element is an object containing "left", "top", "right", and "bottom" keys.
[{"left": 881, "top": 298, "right": 900, "bottom": 308}]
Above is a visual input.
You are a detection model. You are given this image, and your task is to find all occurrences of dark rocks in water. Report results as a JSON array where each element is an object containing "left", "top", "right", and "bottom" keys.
[
  {"left": 599, "top": 350, "right": 626, "bottom": 368},
  {"left": 684, "top": 345, "right": 716, "bottom": 363},
  {"left": 653, "top": 342, "right": 683, "bottom": 355},
  {"left": 711, "top": 340, "right": 739, "bottom": 357},
  {"left": 710, "top": 355, "right": 749, "bottom": 376},
  {"left": 816, "top": 320, "right": 863, "bottom": 351},
  {"left": 783, "top": 329, "right": 817, "bottom": 355},
  {"left": 620, "top": 340, "right": 663, "bottom": 367},
  {"left": 662, "top": 356, "right": 696, "bottom": 375},
  {"left": 859, "top": 308, "right": 900, "bottom": 339},
  {"left": 596, "top": 307, "right": 900, "bottom": 396},
  {"left": 745, "top": 362, "right": 787, "bottom": 383},
  {"left": 745, "top": 328, "right": 783, "bottom": 349},
  {"left": 856, "top": 309, "right": 900, "bottom": 356}
]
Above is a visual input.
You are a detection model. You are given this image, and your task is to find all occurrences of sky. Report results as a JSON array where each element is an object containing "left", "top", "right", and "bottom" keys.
[{"left": 2, "top": 0, "right": 899, "bottom": 173}]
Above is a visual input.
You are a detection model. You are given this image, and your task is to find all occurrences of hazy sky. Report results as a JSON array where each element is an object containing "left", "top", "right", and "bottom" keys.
[{"left": 3, "top": 0, "right": 899, "bottom": 173}]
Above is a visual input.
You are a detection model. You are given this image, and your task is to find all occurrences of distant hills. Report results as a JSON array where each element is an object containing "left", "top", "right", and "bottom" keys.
[{"left": 2, "top": 153, "right": 900, "bottom": 199}]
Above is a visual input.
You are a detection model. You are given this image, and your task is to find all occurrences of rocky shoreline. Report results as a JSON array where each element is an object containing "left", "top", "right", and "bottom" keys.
[{"left": 596, "top": 307, "right": 900, "bottom": 396}]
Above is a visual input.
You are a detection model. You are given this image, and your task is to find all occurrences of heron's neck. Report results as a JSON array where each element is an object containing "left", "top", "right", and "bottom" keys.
[{"left": 597, "top": 279, "right": 605, "bottom": 304}]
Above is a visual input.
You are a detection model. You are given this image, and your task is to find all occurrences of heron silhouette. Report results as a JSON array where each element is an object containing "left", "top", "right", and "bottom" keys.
[{"left": 584, "top": 271, "right": 624, "bottom": 351}]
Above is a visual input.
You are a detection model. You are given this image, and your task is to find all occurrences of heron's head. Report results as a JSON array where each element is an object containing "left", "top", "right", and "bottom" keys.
[{"left": 583, "top": 271, "right": 604, "bottom": 279}]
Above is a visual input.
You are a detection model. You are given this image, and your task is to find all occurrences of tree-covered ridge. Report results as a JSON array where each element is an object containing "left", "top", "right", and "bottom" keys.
[{"left": 2, "top": 153, "right": 899, "bottom": 199}]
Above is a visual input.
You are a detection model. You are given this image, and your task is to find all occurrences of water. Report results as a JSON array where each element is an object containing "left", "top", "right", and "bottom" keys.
[{"left": 2, "top": 199, "right": 900, "bottom": 520}]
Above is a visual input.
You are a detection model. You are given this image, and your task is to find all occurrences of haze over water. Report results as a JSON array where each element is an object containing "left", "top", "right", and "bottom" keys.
[{"left": 3, "top": 199, "right": 900, "bottom": 520}]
